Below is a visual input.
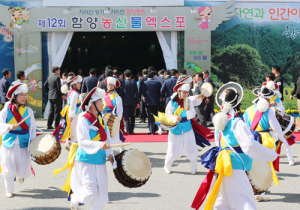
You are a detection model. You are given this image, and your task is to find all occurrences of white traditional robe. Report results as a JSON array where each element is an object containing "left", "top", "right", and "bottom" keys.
[
  {"left": 0, "top": 106, "right": 36, "bottom": 193},
  {"left": 164, "top": 96, "right": 202, "bottom": 172},
  {"left": 70, "top": 116, "right": 113, "bottom": 210},
  {"left": 66, "top": 90, "right": 80, "bottom": 148},
  {"left": 213, "top": 120, "right": 278, "bottom": 210}
]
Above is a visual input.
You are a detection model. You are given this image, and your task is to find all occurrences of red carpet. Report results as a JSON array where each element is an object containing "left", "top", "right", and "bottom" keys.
[
  {"left": 124, "top": 132, "right": 300, "bottom": 143},
  {"left": 55, "top": 132, "right": 300, "bottom": 143}
]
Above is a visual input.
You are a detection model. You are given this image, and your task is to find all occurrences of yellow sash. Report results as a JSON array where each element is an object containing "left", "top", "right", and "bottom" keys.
[
  {"left": 53, "top": 117, "right": 105, "bottom": 194},
  {"left": 247, "top": 106, "right": 279, "bottom": 186},
  {"left": 60, "top": 105, "right": 71, "bottom": 142},
  {"left": 205, "top": 149, "right": 233, "bottom": 210},
  {"left": 270, "top": 96, "right": 277, "bottom": 102}
]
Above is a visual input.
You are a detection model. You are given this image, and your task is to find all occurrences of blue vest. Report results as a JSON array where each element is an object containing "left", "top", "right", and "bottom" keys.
[
  {"left": 215, "top": 117, "right": 253, "bottom": 171},
  {"left": 244, "top": 104, "right": 270, "bottom": 131},
  {"left": 2, "top": 106, "right": 30, "bottom": 148},
  {"left": 67, "top": 90, "right": 81, "bottom": 115},
  {"left": 75, "top": 117, "right": 107, "bottom": 165},
  {"left": 170, "top": 100, "right": 192, "bottom": 135}
]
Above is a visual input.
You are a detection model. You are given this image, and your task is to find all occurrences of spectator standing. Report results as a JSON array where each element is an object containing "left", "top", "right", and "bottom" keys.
[
  {"left": 160, "top": 69, "right": 178, "bottom": 106},
  {"left": 194, "top": 72, "right": 204, "bottom": 123},
  {"left": 97, "top": 65, "right": 112, "bottom": 85},
  {"left": 138, "top": 69, "right": 148, "bottom": 123},
  {"left": 197, "top": 70, "right": 215, "bottom": 127},
  {"left": 61, "top": 72, "right": 68, "bottom": 85},
  {"left": 12, "top": 70, "right": 25, "bottom": 85},
  {"left": 99, "top": 70, "right": 114, "bottom": 92},
  {"left": 290, "top": 73, "right": 300, "bottom": 114},
  {"left": 0, "top": 69, "right": 11, "bottom": 105},
  {"left": 136, "top": 73, "right": 143, "bottom": 88},
  {"left": 123, "top": 70, "right": 139, "bottom": 135},
  {"left": 44, "top": 66, "right": 62, "bottom": 129},
  {"left": 272, "top": 65, "right": 284, "bottom": 101},
  {"left": 81, "top": 68, "right": 98, "bottom": 93},
  {"left": 163, "top": 70, "right": 171, "bottom": 82},
  {"left": 142, "top": 71, "right": 162, "bottom": 135}
]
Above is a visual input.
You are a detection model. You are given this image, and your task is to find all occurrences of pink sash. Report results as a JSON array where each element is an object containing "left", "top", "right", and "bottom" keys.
[{"left": 105, "top": 93, "right": 115, "bottom": 110}]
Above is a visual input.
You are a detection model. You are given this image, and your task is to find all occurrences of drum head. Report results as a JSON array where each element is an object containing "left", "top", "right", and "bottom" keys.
[
  {"left": 247, "top": 160, "right": 272, "bottom": 194},
  {"left": 123, "top": 149, "right": 152, "bottom": 181},
  {"left": 29, "top": 134, "right": 56, "bottom": 157},
  {"left": 201, "top": 83, "right": 213, "bottom": 97}
]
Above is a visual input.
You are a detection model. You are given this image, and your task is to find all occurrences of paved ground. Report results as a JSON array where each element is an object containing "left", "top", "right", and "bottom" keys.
[{"left": 0, "top": 120, "right": 299, "bottom": 210}]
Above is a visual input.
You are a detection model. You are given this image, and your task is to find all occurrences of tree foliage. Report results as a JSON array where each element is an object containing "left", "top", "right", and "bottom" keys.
[{"left": 212, "top": 44, "right": 267, "bottom": 86}]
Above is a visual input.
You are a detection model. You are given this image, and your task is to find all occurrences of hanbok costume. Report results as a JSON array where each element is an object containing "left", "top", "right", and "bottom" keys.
[
  {"left": 53, "top": 87, "right": 115, "bottom": 210},
  {"left": 250, "top": 86, "right": 294, "bottom": 166},
  {"left": 102, "top": 77, "right": 125, "bottom": 151},
  {"left": 192, "top": 82, "right": 277, "bottom": 210},
  {"left": 163, "top": 76, "right": 211, "bottom": 174},
  {"left": 0, "top": 82, "right": 36, "bottom": 197},
  {"left": 52, "top": 76, "right": 82, "bottom": 151},
  {"left": 262, "top": 82, "right": 295, "bottom": 151}
]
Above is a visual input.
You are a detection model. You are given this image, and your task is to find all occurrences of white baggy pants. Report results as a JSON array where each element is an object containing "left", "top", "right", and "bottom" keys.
[{"left": 164, "top": 129, "right": 198, "bottom": 172}]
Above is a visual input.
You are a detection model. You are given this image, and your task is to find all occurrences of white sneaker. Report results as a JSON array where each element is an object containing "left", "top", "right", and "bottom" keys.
[
  {"left": 255, "top": 194, "right": 270, "bottom": 201},
  {"left": 191, "top": 170, "right": 197, "bottom": 175},
  {"left": 18, "top": 178, "right": 25, "bottom": 183},
  {"left": 5, "top": 193, "right": 13, "bottom": 198},
  {"left": 164, "top": 169, "right": 171, "bottom": 174},
  {"left": 289, "top": 162, "right": 295, "bottom": 166}
]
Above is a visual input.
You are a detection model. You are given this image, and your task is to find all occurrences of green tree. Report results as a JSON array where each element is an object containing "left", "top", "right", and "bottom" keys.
[
  {"left": 212, "top": 44, "right": 268, "bottom": 86},
  {"left": 282, "top": 52, "right": 300, "bottom": 85}
]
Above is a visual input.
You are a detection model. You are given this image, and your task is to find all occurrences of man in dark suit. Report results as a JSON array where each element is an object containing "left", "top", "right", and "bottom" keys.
[
  {"left": 81, "top": 68, "right": 98, "bottom": 93},
  {"left": 198, "top": 70, "right": 215, "bottom": 127},
  {"left": 138, "top": 69, "right": 148, "bottom": 123},
  {"left": 142, "top": 71, "right": 162, "bottom": 135},
  {"left": 160, "top": 69, "right": 178, "bottom": 106},
  {"left": 163, "top": 70, "right": 171, "bottom": 82},
  {"left": 0, "top": 69, "right": 11, "bottom": 105},
  {"left": 123, "top": 69, "right": 139, "bottom": 134},
  {"left": 194, "top": 72, "right": 204, "bottom": 123},
  {"left": 97, "top": 65, "right": 112, "bottom": 86},
  {"left": 99, "top": 70, "right": 113, "bottom": 92},
  {"left": 44, "top": 66, "right": 62, "bottom": 129}
]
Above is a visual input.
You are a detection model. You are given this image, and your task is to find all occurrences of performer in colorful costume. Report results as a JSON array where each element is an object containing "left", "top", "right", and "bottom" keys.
[
  {"left": 245, "top": 86, "right": 294, "bottom": 201},
  {"left": 102, "top": 76, "right": 125, "bottom": 152},
  {"left": 52, "top": 75, "right": 82, "bottom": 151},
  {"left": 192, "top": 82, "right": 277, "bottom": 210},
  {"left": 163, "top": 76, "right": 211, "bottom": 175},
  {"left": 0, "top": 81, "right": 36, "bottom": 198},
  {"left": 53, "top": 87, "right": 115, "bottom": 210},
  {"left": 262, "top": 81, "right": 285, "bottom": 115}
]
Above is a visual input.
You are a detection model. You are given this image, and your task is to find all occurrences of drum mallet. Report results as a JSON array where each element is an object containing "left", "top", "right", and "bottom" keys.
[
  {"left": 110, "top": 142, "right": 131, "bottom": 147},
  {"left": 16, "top": 114, "right": 31, "bottom": 127}
]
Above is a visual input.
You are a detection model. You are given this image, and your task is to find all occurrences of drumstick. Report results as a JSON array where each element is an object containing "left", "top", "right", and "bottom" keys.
[
  {"left": 16, "top": 114, "right": 31, "bottom": 127},
  {"left": 110, "top": 142, "right": 131, "bottom": 147}
]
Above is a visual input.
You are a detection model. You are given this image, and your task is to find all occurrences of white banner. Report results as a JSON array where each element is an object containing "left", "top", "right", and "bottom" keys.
[{"left": 43, "top": 0, "right": 184, "bottom": 7}]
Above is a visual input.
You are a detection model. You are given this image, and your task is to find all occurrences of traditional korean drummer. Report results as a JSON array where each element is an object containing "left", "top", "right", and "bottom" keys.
[
  {"left": 102, "top": 76, "right": 124, "bottom": 152},
  {"left": 192, "top": 82, "right": 277, "bottom": 210},
  {"left": 0, "top": 81, "right": 36, "bottom": 198},
  {"left": 53, "top": 87, "right": 115, "bottom": 210}
]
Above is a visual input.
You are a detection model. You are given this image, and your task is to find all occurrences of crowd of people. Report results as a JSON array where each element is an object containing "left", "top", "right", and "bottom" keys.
[
  {"left": 0, "top": 64, "right": 298, "bottom": 210},
  {"left": 43, "top": 65, "right": 218, "bottom": 135}
]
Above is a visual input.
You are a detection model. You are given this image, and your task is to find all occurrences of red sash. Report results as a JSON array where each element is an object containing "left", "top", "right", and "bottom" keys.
[
  {"left": 83, "top": 112, "right": 107, "bottom": 141},
  {"left": 105, "top": 92, "right": 115, "bottom": 110},
  {"left": 8, "top": 104, "right": 29, "bottom": 130}
]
